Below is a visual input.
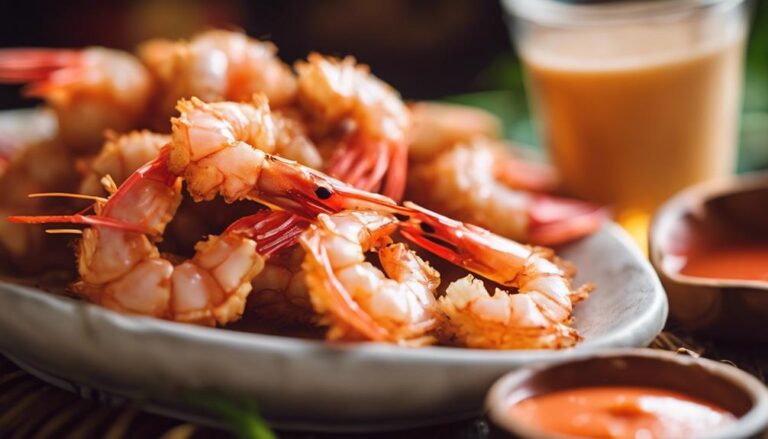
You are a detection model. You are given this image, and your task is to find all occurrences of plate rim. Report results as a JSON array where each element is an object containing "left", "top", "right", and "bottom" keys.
[
  {"left": 0, "top": 222, "right": 668, "bottom": 363},
  {"left": 0, "top": 222, "right": 669, "bottom": 431}
]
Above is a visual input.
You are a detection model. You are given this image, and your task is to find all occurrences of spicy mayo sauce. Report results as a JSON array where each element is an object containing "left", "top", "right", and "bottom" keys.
[{"left": 508, "top": 386, "right": 735, "bottom": 439}]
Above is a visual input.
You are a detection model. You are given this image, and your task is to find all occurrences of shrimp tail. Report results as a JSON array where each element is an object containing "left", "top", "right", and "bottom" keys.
[
  {"left": 326, "top": 135, "right": 408, "bottom": 203},
  {"left": 326, "top": 139, "right": 359, "bottom": 183},
  {"left": 495, "top": 157, "right": 558, "bottom": 193},
  {"left": 226, "top": 210, "right": 310, "bottom": 256},
  {"left": 381, "top": 140, "right": 408, "bottom": 202},
  {"left": 0, "top": 49, "right": 82, "bottom": 96},
  {"left": 528, "top": 195, "right": 609, "bottom": 246},
  {"left": 327, "top": 136, "right": 388, "bottom": 193}
]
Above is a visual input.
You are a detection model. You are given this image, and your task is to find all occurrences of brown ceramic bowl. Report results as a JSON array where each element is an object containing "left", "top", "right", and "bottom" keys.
[
  {"left": 650, "top": 172, "right": 768, "bottom": 341},
  {"left": 487, "top": 349, "right": 768, "bottom": 439}
]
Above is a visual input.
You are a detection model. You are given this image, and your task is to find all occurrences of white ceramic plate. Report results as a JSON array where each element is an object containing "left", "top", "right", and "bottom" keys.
[{"left": 0, "top": 222, "right": 666, "bottom": 431}]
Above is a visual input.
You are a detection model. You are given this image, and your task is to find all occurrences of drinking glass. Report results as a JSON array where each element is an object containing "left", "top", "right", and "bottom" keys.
[{"left": 504, "top": 0, "right": 750, "bottom": 248}]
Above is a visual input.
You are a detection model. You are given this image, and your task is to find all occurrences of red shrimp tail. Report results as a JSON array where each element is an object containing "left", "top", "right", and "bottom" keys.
[
  {"left": 258, "top": 223, "right": 306, "bottom": 256},
  {"left": 495, "top": 157, "right": 558, "bottom": 193},
  {"left": 326, "top": 139, "right": 357, "bottom": 180},
  {"left": 346, "top": 140, "right": 386, "bottom": 190},
  {"left": 380, "top": 141, "right": 407, "bottom": 202},
  {"left": 7, "top": 214, "right": 155, "bottom": 234},
  {"left": 326, "top": 135, "right": 407, "bottom": 202},
  {"left": 226, "top": 210, "right": 311, "bottom": 256},
  {"left": 326, "top": 134, "right": 380, "bottom": 189},
  {"left": 0, "top": 49, "right": 81, "bottom": 96},
  {"left": 528, "top": 195, "right": 609, "bottom": 246}
]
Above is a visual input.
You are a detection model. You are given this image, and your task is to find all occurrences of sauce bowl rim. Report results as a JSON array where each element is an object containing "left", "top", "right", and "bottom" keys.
[
  {"left": 486, "top": 348, "right": 768, "bottom": 439},
  {"left": 650, "top": 171, "right": 768, "bottom": 289}
]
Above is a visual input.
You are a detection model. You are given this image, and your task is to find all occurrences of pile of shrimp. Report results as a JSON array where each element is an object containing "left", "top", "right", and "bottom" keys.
[{"left": 2, "top": 30, "right": 606, "bottom": 350}]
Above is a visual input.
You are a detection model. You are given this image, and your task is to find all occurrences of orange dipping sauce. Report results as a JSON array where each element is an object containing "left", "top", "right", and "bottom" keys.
[
  {"left": 680, "top": 245, "right": 768, "bottom": 281},
  {"left": 508, "top": 386, "right": 736, "bottom": 439}
]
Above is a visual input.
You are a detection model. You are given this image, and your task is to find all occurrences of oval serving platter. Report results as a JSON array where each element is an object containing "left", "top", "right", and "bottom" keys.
[{"left": 0, "top": 222, "right": 667, "bottom": 432}]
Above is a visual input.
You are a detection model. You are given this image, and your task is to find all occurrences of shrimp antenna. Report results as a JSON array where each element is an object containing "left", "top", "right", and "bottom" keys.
[
  {"left": 29, "top": 192, "right": 108, "bottom": 203},
  {"left": 8, "top": 214, "right": 156, "bottom": 235},
  {"left": 45, "top": 229, "right": 83, "bottom": 235}
]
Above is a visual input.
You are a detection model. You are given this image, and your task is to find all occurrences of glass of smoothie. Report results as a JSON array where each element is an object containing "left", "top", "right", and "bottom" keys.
[{"left": 503, "top": 0, "right": 750, "bottom": 248}]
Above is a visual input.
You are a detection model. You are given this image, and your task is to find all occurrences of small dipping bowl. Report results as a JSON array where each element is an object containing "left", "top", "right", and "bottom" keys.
[
  {"left": 487, "top": 349, "right": 768, "bottom": 439},
  {"left": 650, "top": 172, "right": 768, "bottom": 341}
]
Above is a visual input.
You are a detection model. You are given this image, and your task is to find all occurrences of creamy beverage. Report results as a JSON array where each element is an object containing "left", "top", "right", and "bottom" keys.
[{"left": 507, "top": 0, "right": 749, "bottom": 245}]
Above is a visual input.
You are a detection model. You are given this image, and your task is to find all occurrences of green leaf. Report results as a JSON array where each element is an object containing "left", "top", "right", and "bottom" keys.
[
  {"left": 744, "top": 0, "right": 768, "bottom": 111},
  {"left": 188, "top": 394, "right": 276, "bottom": 439}
]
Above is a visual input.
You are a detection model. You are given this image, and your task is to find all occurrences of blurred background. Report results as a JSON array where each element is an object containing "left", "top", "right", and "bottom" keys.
[{"left": 0, "top": 0, "right": 767, "bottom": 171}]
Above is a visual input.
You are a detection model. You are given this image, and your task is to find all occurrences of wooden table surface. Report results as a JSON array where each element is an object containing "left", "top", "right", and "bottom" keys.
[{"left": 1, "top": 327, "right": 766, "bottom": 439}]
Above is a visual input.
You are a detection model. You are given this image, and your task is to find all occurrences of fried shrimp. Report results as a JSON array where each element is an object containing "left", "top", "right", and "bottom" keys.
[
  {"left": 407, "top": 140, "right": 605, "bottom": 246},
  {"left": 0, "top": 47, "right": 152, "bottom": 154},
  {"left": 8, "top": 154, "right": 306, "bottom": 325},
  {"left": 408, "top": 102, "right": 559, "bottom": 193},
  {"left": 168, "top": 94, "right": 400, "bottom": 216},
  {"left": 295, "top": 54, "right": 410, "bottom": 200},
  {"left": 166, "top": 95, "right": 413, "bottom": 329},
  {"left": 300, "top": 210, "right": 440, "bottom": 344},
  {"left": 169, "top": 96, "right": 323, "bottom": 177},
  {"left": 408, "top": 101, "right": 502, "bottom": 162},
  {"left": 1, "top": 32, "right": 602, "bottom": 352},
  {"left": 0, "top": 138, "right": 77, "bottom": 273},
  {"left": 138, "top": 29, "right": 297, "bottom": 125},
  {"left": 399, "top": 203, "right": 591, "bottom": 349}
]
